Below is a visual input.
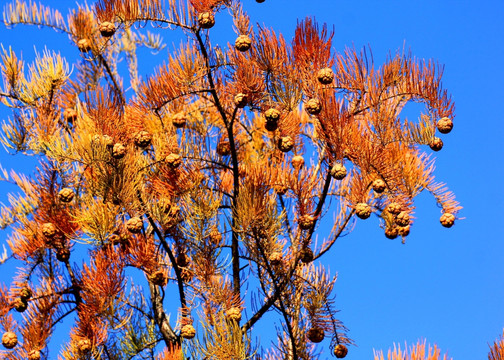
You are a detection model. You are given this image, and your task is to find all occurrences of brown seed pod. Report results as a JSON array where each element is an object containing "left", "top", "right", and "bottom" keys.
[
  {"left": 355, "top": 203, "right": 372, "bottom": 219},
  {"left": 386, "top": 202, "right": 402, "bottom": 215},
  {"left": 172, "top": 112, "right": 186, "bottom": 128},
  {"left": 385, "top": 227, "right": 399, "bottom": 239},
  {"left": 99, "top": 21, "right": 116, "bottom": 37},
  {"left": 235, "top": 34, "right": 252, "bottom": 52},
  {"left": 305, "top": 98, "right": 322, "bottom": 115},
  {"left": 134, "top": 131, "right": 152, "bottom": 148},
  {"left": 56, "top": 248, "right": 70, "bottom": 262},
  {"left": 291, "top": 155, "right": 304, "bottom": 169},
  {"left": 216, "top": 140, "right": 231, "bottom": 156},
  {"left": 330, "top": 163, "right": 347, "bottom": 180},
  {"left": 28, "top": 350, "right": 41, "bottom": 360},
  {"left": 20, "top": 287, "right": 32, "bottom": 301},
  {"left": 225, "top": 307, "right": 242, "bottom": 321},
  {"left": 298, "top": 215, "right": 315, "bottom": 230},
  {"left": 181, "top": 324, "right": 196, "bottom": 339},
  {"left": 149, "top": 270, "right": 167, "bottom": 287},
  {"left": 198, "top": 12, "right": 215, "bottom": 29},
  {"left": 126, "top": 217, "right": 143, "bottom": 234},
  {"left": 209, "top": 226, "right": 222, "bottom": 246},
  {"left": 317, "top": 67, "right": 334, "bottom": 84},
  {"left": 42, "top": 223, "right": 57, "bottom": 238},
  {"left": 436, "top": 117, "right": 453, "bottom": 134},
  {"left": 306, "top": 326, "right": 325, "bottom": 343},
  {"left": 63, "top": 108, "right": 77, "bottom": 124},
  {"left": 2, "top": 331, "right": 17, "bottom": 349},
  {"left": 269, "top": 251, "right": 283, "bottom": 266},
  {"left": 165, "top": 153, "right": 182, "bottom": 169},
  {"left": 334, "top": 344, "right": 348, "bottom": 358},
  {"left": 429, "top": 137, "right": 443, "bottom": 151},
  {"left": 112, "top": 143, "right": 126, "bottom": 159},
  {"left": 58, "top": 188, "right": 74, "bottom": 203},
  {"left": 77, "top": 38, "right": 91, "bottom": 52},
  {"left": 300, "top": 247, "right": 314, "bottom": 263},
  {"left": 395, "top": 211, "right": 410, "bottom": 227},
  {"left": 440, "top": 212, "right": 455, "bottom": 228},
  {"left": 397, "top": 225, "right": 411, "bottom": 237},
  {"left": 77, "top": 338, "right": 92, "bottom": 354},
  {"left": 234, "top": 93, "right": 248, "bottom": 108},
  {"left": 372, "top": 179, "right": 386, "bottom": 193},
  {"left": 277, "top": 136, "right": 294, "bottom": 152},
  {"left": 264, "top": 108, "right": 280, "bottom": 131},
  {"left": 13, "top": 297, "right": 28, "bottom": 312}
]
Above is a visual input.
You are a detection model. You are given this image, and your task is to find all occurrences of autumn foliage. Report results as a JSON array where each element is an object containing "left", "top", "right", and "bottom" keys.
[{"left": 0, "top": 0, "right": 471, "bottom": 358}]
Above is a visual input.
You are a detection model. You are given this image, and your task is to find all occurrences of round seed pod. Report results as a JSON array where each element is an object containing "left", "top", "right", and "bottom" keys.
[
  {"left": 226, "top": 307, "right": 242, "bottom": 321},
  {"left": 13, "top": 297, "right": 28, "bottom": 312},
  {"left": 234, "top": 93, "right": 248, "bottom": 108},
  {"left": 165, "top": 153, "right": 182, "bottom": 169},
  {"left": 330, "top": 163, "right": 347, "bottom": 180},
  {"left": 77, "top": 338, "right": 92, "bottom": 354},
  {"left": 2, "top": 331, "right": 17, "bottom": 349},
  {"left": 307, "top": 326, "right": 324, "bottom": 343},
  {"left": 56, "top": 248, "right": 70, "bottom": 262},
  {"left": 134, "top": 131, "right": 152, "bottom": 148},
  {"left": 126, "top": 217, "right": 143, "bottom": 234},
  {"left": 235, "top": 34, "right": 252, "bottom": 52},
  {"left": 385, "top": 227, "right": 399, "bottom": 239},
  {"left": 264, "top": 108, "right": 280, "bottom": 131},
  {"left": 317, "top": 67, "right": 334, "bottom": 85},
  {"left": 397, "top": 225, "right": 410, "bottom": 237},
  {"left": 58, "top": 188, "right": 74, "bottom": 203},
  {"left": 429, "top": 137, "right": 443, "bottom": 151},
  {"left": 334, "top": 344, "right": 348, "bottom": 358},
  {"left": 372, "top": 179, "right": 386, "bottom": 193},
  {"left": 436, "top": 117, "right": 453, "bottom": 134},
  {"left": 395, "top": 211, "right": 410, "bottom": 227},
  {"left": 209, "top": 226, "right": 222, "bottom": 246},
  {"left": 42, "top": 223, "right": 57, "bottom": 239},
  {"left": 198, "top": 12, "right": 215, "bottom": 29},
  {"left": 112, "top": 143, "right": 126, "bottom": 159},
  {"left": 291, "top": 155, "right": 304, "bottom": 169},
  {"left": 277, "top": 136, "right": 294, "bottom": 152},
  {"left": 355, "top": 203, "right": 372, "bottom": 219},
  {"left": 440, "top": 212, "right": 455, "bottom": 228},
  {"left": 149, "top": 270, "right": 167, "bottom": 287},
  {"left": 20, "top": 287, "right": 32, "bottom": 301},
  {"left": 99, "top": 21, "right": 116, "bottom": 37},
  {"left": 77, "top": 39, "right": 91, "bottom": 52},
  {"left": 181, "top": 324, "right": 196, "bottom": 339},
  {"left": 298, "top": 215, "right": 315, "bottom": 230},
  {"left": 172, "top": 112, "right": 186, "bottom": 128},
  {"left": 63, "top": 108, "right": 77, "bottom": 124},
  {"left": 269, "top": 251, "right": 283, "bottom": 266},
  {"left": 386, "top": 202, "right": 402, "bottom": 215},
  {"left": 305, "top": 98, "right": 322, "bottom": 115},
  {"left": 28, "top": 350, "right": 41, "bottom": 360},
  {"left": 300, "top": 247, "right": 314, "bottom": 263},
  {"left": 216, "top": 140, "right": 231, "bottom": 156}
]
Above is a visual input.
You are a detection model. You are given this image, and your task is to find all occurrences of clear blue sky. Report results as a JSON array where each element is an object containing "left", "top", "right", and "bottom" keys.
[{"left": 0, "top": 1, "right": 503, "bottom": 359}]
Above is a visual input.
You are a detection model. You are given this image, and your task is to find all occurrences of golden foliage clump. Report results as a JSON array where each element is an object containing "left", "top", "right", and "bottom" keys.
[{"left": 373, "top": 340, "right": 451, "bottom": 360}]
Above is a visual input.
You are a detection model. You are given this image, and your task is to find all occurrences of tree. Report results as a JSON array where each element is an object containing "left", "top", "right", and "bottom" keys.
[{"left": 0, "top": 0, "right": 462, "bottom": 359}]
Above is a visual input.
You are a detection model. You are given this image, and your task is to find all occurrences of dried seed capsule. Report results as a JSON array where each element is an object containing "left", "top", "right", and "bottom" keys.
[
  {"left": 56, "top": 248, "right": 70, "bottom": 262},
  {"left": 269, "top": 251, "right": 283, "bottom": 265},
  {"left": 226, "top": 307, "right": 242, "bottom": 321},
  {"left": 234, "top": 93, "right": 248, "bottom": 108},
  {"left": 77, "top": 38, "right": 91, "bottom": 52},
  {"left": 181, "top": 324, "right": 196, "bottom": 339},
  {"left": 77, "top": 338, "right": 92, "bottom": 354},
  {"left": 235, "top": 34, "right": 252, "bottom": 52},
  {"left": 395, "top": 211, "right": 410, "bottom": 227},
  {"left": 2, "top": 331, "right": 17, "bottom": 349},
  {"left": 216, "top": 140, "right": 231, "bottom": 156},
  {"left": 436, "top": 117, "right": 453, "bottom": 134},
  {"left": 149, "top": 270, "right": 167, "bottom": 287},
  {"left": 99, "top": 21, "right": 116, "bottom": 37},
  {"left": 58, "top": 188, "right": 74, "bottom": 203},
  {"left": 298, "top": 215, "right": 315, "bottom": 230},
  {"left": 112, "top": 143, "right": 126, "bottom": 159},
  {"left": 385, "top": 227, "right": 399, "bottom": 239},
  {"left": 300, "top": 247, "right": 314, "bottom": 263},
  {"left": 386, "top": 202, "right": 402, "bottom": 215},
  {"left": 42, "top": 223, "right": 57, "bottom": 238},
  {"left": 165, "top": 153, "right": 182, "bottom": 169},
  {"left": 277, "top": 136, "right": 294, "bottom": 152},
  {"left": 63, "top": 108, "right": 77, "bottom": 124},
  {"left": 330, "top": 163, "right": 347, "bottom": 180},
  {"left": 355, "top": 203, "right": 371, "bottom": 219},
  {"left": 172, "top": 112, "right": 186, "bottom": 128},
  {"left": 372, "top": 179, "right": 386, "bottom": 193},
  {"left": 198, "top": 12, "right": 215, "bottom": 29},
  {"left": 317, "top": 67, "right": 334, "bottom": 84},
  {"left": 397, "top": 225, "right": 411, "bottom": 237},
  {"left": 13, "top": 297, "right": 28, "bottom": 312},
  {"left": 440, "top": 212, "right": 455, "bottom": 228},
  {"left": 28, "top": 350, "right": 41, "bottom": 360},
  {"left": 264, "top": 108, "right": 280, "bottom": 131},
  {"left": 429, "top": 137, "right": 443, "bottom": 151},
  {"left": 334, "top": 344, "right": 348, "bottom": 358},
  {"left": 126, "top": 217, "right": 143, "bottom": 234},
  {"left": 20, "top": 287, "right": 32, "bottom": 301},
  {"left": 134, "top": 131, "right": 152, "bottom": 148},
  {"left": 305, "top": 98, "right": 322, "bottom": 115},
  {"left": 291, "top": 155, "right": 304, "bottom": 169},
  {"left": 307, "top": 326, "right": 325, "bottom": 343}
]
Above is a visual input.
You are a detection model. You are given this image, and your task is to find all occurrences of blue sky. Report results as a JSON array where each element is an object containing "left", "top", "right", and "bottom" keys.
[{"left": 0, "top": 0, "right": 503, "bottom": 359}]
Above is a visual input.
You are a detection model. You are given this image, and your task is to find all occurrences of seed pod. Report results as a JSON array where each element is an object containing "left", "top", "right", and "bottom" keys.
[
  {"left": 298, "top": 215, "right": 315, "bottom": 230},
  {"left": 149, "top": 270, "right": 167, "bottom": 287},
  {"left": 317, "top": 67, "right": 334, "bottom": 84},
  {"left": 306, "top": 326, "right": 325, "bottom": 343},
  {"left": 77, "top": 338, "right": 92, "bottom": 354},
  {"left": 198, "top": 12, "right": 215, "bottom": 29},
  {"left": 28, "top": 350, "right": 41, "bottom": 360},
  {"left": 42, "top": 223, "right": 57, "bottom": 239},
  {"left": 429, "top": 137, "right": 443, "bottom": 151},
  {"left": 330, "top": 163, "right": 347, "bottom": 180},
  {"left": 181, "top": 324, "right": 196, "bottom": 339},
  {"left": 216, "top": 140, "right": 231, "bottom": 156},
  {"left": 56, "top": 248, "right": 70, "bottom": 262},
  {"left": 58, "top": 188, "right": 74, "bottom": 203},
  {"left": 355, "top": 203, "right": 371, "bottom": 219},
  {"left": 264, "top": 108, "right": 280, "bottom": 131},
  {"left": 269, "top": 251, "right": 283, "bottom": 265},
  {"left": 63, "top": 108, "right": 77, "bottom": 124},
  {"left": 440, "top": 212, "right": 455, "bottom": 228},
  {"left": 385, "top": 227, "right": 399, "bottom": 239},
  {"left": 226, "top": 307, "right": 242, "bottom": 321},
  {"left": 372, "top": 179, "right": 386, "bottom": 193},
  {"left": 13, "top": 297, "right": 28, "bottom": 312},
  {"left": 112, "top": 143, "right": 126, "bottom": 159},
  {"left": 395, "top": 211, "right": 410, "bottom": 227},
  {"left": 77, "top": 39, "right": 91, "bottom": 52},
  {"left": 2, "top": 331, "right": 17, "bottom": 349},
  {"left": 99, "top": 21, "right": 116, "bottom": 37},
  {"left": 277, "top": 136, "right": 294, "bottom": 152},
  {"left": 300, "top": 247, "right": 314, "bottom": 263},
  {"left": 209, "top": 226, "right": 222, "bottom": 246},
  {"left": 235, "top": 34, "right": 252, "bottom": 52},
  {"left": 436, "top": 117, "right": 453, "bottom": 134},
  {"left": 126, "top": 217, "right": 143, "bottom": 234},
  {"left": 20, "top": 287, "right": 32, "bottom": 301},
  {"left": 172, "top": 112, "right": 186, "bottom": 128},
  {"left": 305, "top": 98, "right": 322, "bottom": 115},
  {"left": 397, "top": 225, "right": 411, "bottom": 237},
  {"left": 134, "top": 131, "right": 152, "bottom": 148},
  {"left": 334, "top": 344, "right": 348, "bottom": 358},
  {"left": 234, "top": 93, "right": 248, "bottom": 108},
  {"left": 386, "top": 202, "right": 402, "bottom": 215},
  {"left": 291, "top": 155, "right": 304, "bottom": 169},
  {"left": 165, "top": 153, "right": 182, "bottom": 169}
]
